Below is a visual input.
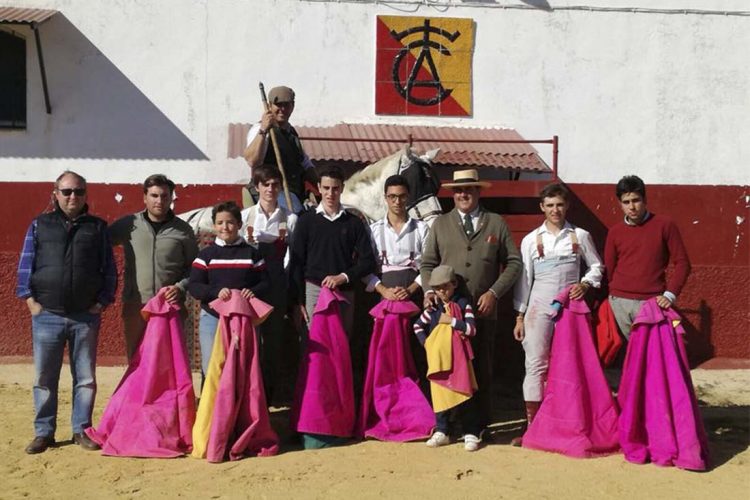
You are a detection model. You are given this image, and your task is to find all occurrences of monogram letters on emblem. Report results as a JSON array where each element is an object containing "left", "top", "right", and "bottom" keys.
[{"left": 390, "top": 19, "right": 461, "bottom": 106}]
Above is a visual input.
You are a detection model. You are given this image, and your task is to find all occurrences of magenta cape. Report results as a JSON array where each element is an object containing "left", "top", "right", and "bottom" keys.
[
  {"left": 199, "top": 292, "right": 279, "bottom": 462},
  {"left": 290, "top": 288, "right": 355, "bottom": 437},
  {"left": 522, "top": 287, "right": 620, "bottom": 458},
  {"left": 618, "top": 299, "right": 710, "bottom": 470},
  {"left": 356, "top": 299, "right": 434, "bottom": 442},
  {"left": 86, "top": 290, "right": 196, "bottom": 457}
]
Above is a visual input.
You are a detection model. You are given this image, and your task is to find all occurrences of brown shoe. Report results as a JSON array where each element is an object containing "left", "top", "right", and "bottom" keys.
[
  {"left": 510, "top": 401, "right": 542, "bottom": 447},
  {"left": 72, "top": 432, "right": 101, "bottom": 451},
  {"left": 25, "top": 436, "right": 55, "bottom": 454}
]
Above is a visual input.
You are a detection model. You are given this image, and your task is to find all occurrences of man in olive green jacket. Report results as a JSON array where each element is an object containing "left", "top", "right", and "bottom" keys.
[
  {"left": 421, "top": 169, "right": 522, "bottom": 439},
  {"left": 109, "top": 174, "right": 198, "bottom": 359}
]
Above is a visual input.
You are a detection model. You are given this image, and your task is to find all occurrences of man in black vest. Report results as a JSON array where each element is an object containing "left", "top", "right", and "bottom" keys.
[
  {"left": 16, "top": 171, "right": 117, "bottom": 454},
  {"left": 242, "top": 85, "right": 318, "bottom": 213}
]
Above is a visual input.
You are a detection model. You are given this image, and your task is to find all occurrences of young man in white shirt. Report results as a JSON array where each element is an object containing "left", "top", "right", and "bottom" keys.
[
  {"left": 365, "top": 175, "right": 429, "bottom": 303},
  {"left": 364, "top": 174, "right": 431, "bottom": 393},
  {"left": 240, "top": 165, "right": 297, "bottom": 404},
  {"left": 511, "top": 183, "right": 604, "bottom": 445}
]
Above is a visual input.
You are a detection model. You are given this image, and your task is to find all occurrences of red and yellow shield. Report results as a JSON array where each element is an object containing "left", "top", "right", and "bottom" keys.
[{"left": 376, "top": 16, "right": 474, "bottom": 117}]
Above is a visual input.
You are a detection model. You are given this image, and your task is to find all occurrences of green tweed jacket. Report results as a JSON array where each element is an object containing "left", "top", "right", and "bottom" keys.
[{"left": 421, "top": 207, "right": 522, "bottom": 320}]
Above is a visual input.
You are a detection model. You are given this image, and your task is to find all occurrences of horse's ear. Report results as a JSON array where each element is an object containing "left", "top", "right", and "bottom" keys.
[{"left": 422, "top": 148, "right": 441, "bottom": 162}]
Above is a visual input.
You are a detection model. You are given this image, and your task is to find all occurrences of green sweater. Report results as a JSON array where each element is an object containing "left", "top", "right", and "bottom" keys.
[
  {"left": 421, "top": 207, "right": 522, "bottom": 320},
  {"left": 109, "top": 211, "right": 198, "bottom": 304}
]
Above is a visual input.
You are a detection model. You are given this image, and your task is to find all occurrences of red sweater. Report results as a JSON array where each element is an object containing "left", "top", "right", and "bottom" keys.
[{"left": 604, "top": 214, "right": 691, "bottom": 300}]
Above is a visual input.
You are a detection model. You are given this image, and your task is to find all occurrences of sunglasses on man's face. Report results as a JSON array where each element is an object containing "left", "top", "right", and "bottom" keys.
[{"left": 57, "top": 188, "right": 86, "bottom": 197}]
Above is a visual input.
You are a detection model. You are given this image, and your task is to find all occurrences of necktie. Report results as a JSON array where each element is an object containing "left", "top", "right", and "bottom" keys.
[{"left": 463, "top": 213, "right": 474, "bottom": 237}]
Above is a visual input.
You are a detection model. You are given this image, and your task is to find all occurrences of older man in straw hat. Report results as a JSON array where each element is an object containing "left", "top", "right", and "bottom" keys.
[{"left": 421, "top": 169, "right": 522, "bottom": 441}]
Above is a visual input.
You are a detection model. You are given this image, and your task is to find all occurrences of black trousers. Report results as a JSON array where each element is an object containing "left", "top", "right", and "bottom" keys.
[
  {"left": 435, "top": 397, "right": 481, "bottom": 437},
  {"left": 471, "top": 318, "right": 496, "bottom": 432}
]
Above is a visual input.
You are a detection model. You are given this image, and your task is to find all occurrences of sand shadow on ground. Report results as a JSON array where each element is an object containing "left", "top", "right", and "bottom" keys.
[
  {"left": 483, "top": 400, "right": 749, "bottom": 469},
  {"left": 701, "top": 404, "right": 750, "bottom": 469}
]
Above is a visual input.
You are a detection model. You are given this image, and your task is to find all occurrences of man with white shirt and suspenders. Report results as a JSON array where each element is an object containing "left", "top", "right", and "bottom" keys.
[
  {"left": 365, "top": 175, "right": 429, "bottom": 303},
  {"left": 364, "top": 175, "right": 430, "bottom": 388},
  {"left": 241, "top": 165, "right": 298, "bottom": 404},
  {"left": 511, "top": 183, "right": 604, "bottom": 445}
]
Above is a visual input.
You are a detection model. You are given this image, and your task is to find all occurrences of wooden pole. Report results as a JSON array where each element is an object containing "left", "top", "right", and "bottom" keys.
[{"left": 259, "top": 82, "right": 294, "bottom": 211}]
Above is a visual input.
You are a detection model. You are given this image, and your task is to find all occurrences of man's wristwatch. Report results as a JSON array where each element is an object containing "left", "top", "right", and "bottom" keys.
[{"left": 258, "top": 128, "right": 268, "bottom": 136}]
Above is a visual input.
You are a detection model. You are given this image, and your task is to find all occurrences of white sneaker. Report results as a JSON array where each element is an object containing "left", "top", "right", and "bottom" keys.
[
  {"left": 463, "top": 434, "right": 481, "bottom": 452},
  {"left": 426, "top": 431, "right": 450, "bottom": 448}
]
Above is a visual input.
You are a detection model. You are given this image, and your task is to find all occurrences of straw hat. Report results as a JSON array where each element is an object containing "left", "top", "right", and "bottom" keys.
[{"left": 442, "top": 169, "right": 491, "bottom": 189}]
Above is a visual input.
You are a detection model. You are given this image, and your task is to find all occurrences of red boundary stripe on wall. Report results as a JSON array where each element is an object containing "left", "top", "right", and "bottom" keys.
[{"left": 0, "top": 182, "right": 747, "bottom": 361}]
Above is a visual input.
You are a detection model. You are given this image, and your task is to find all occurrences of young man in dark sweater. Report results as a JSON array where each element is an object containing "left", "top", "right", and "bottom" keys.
[
  {"left": 605, "top": 175, "right": 691, "bottom": 338},
  {"left": 290, "top": 166, "right": 376, "bottom": 336}
]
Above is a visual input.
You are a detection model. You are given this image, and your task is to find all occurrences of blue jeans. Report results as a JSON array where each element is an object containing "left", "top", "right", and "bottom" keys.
[
  {"left": 199, "top": 310, "right": 220, "bottom": 377},
  {"left": 31, "top": 310, "right": 100, "bottom": 437}
]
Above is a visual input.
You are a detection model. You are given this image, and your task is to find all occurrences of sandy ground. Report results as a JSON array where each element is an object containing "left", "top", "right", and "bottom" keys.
[{"left": 1, "top": 364, "right": 748, "bottom": 500}]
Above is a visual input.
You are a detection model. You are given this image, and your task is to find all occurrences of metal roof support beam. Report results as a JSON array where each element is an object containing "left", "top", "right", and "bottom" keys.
[{"left": 31, "top": 22, "right": 51, "bottom": 114}]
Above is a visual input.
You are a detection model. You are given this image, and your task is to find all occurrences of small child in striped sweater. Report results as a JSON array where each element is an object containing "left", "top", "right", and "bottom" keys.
[{"left": 413, "top": 265, "right": 481, "bottom": 452}]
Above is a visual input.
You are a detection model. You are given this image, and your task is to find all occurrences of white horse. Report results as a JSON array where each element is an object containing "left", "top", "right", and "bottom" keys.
[{"left": 177, "top": 146, "right": 442, "bottom": 245}]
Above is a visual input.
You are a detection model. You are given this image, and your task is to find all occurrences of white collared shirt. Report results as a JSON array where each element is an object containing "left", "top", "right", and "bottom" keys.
[
  {"left": 513, "top": 221, "right": 604, "bottom": 313},
  {"left": 214, "top": 236, "right": 245, "bottom": 247},
  {"left": 363, "top": 216, "right": 429, "bottom": 291},
  {"left": 240, "top": 204, "right": 298, "bottom": 269},
  {"left": 456, "top": 206, "right": 481, "bottom": 233},
  {"left": 240, "top": 204, "right": 297, "bottom": 244},
  {"left": 315, "top": 203, "right": 346, "bottom": 222}
]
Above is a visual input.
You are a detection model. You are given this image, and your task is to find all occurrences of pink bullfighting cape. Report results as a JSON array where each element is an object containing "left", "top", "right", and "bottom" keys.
[
  {"left": 290, "top": 288, "right": 355, "bottom": 438},
  {"left": 618, "top": 299, "right": 710, "bottom": 471},
  {"left": 192, "top": 292, "right": 278, "bottom": 462},
  {"left": 356, "top": 299, "right": 434, "bottom": 442},
  {"left": 86, "top": 289, "right": 196, "bottom": 457},
  {"left": 522, "top": 287, "right": 620, "bottom": 458}
]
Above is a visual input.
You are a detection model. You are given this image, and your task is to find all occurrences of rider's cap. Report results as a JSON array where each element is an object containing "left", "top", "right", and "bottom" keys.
[
  {"left": 268, "top": 86, "right": 295, "bottom": 104},
  {"left": 429, "top": 265, "right": 456, "bottom": 287}
]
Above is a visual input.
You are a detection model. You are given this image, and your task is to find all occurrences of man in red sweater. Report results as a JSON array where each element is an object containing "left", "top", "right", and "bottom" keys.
[{"left": 604, "top": 175, "right": 691, "bottom": 339}]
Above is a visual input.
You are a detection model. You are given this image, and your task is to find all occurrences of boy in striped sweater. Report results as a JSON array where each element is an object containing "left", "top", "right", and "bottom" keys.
[
  {"left": 413, "top": 265, "right": 481, "bottom": 452},
  {"left": 189, "top": 201, "right": 270, "bottom": 377}
]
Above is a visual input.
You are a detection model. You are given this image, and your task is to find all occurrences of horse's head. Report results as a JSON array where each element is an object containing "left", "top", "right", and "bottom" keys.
[
  {"left": 397, "top": 147, "right": 443, "bottom": 226},
  {"left": 341, "top": 146, "right": 442, "bottom": 225}
]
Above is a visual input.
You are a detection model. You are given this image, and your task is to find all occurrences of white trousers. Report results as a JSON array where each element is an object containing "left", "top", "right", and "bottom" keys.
[{"left": 521, "top": 256, "right": 579, "bottom": 402}]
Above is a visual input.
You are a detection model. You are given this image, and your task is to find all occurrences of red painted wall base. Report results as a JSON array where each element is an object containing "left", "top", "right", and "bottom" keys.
[{"left": 1, "top": 182, "right": 747, "bottom": 363}]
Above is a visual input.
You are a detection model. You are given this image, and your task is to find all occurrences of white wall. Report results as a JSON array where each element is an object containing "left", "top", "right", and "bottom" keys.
[{"left": 1, "top": 0, "right": 748, "bottom": 186}]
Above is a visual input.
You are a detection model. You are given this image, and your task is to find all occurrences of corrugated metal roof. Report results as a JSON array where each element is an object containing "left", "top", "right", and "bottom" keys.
[
  {"left": 0, "top": 6, "right": 58, "bottom": 24},
  {"left": 228, "top": 123, "right": 550, "bottom": 172}
]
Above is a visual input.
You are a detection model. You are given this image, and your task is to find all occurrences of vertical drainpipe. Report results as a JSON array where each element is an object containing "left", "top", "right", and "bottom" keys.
[
  {"left": 31, "top": 21, "right": 52, "bottom": 114},
  {"left": 552, "top": 135, "right": 559, "bottom": 181}
]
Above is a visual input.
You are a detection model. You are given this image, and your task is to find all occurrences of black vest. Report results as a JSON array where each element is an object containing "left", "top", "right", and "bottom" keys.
[
  {"left": 30, "top": 208, "right": 108, "bottom": 314},
  {"left": 263, "top": 125, "right": 306, "bottom": 200}
]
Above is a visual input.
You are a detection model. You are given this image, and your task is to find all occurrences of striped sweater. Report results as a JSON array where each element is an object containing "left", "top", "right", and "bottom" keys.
[
  {"left": 413, "top": 295, "right": 476, "bottom": 345},
  {"left": 188, "top": 239, "right": 270, "bottom": 317}
]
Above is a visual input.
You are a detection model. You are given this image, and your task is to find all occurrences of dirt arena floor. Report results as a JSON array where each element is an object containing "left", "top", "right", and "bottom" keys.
[{"left": 1, "top": 364, "right": 747, "bottom": 500}]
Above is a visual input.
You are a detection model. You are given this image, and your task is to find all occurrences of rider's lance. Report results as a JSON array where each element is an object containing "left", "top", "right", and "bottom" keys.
[{"left": 259, "top": 82, "right": 294, "bottom": 212}]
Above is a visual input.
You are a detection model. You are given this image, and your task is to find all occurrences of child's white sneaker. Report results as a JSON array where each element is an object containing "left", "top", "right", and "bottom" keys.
[
  {"left": 426, "top": 431, "right": 450, "bottom": 448},
  {"left": 463, "top": 434, "right": 481, "bottom": 452}
]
